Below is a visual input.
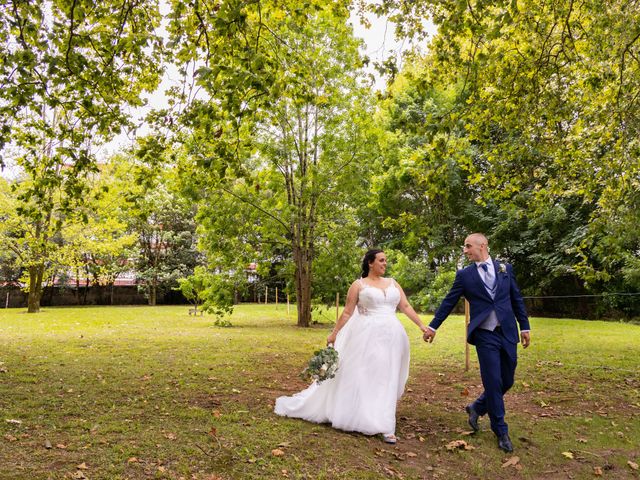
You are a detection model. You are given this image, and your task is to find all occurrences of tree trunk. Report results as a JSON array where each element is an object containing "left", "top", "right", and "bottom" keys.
[
  {"left": 149, "top": 280, "right": 157, "bottom": 306},
  {"left": 82, "top": 278, "right": 90, "bottom": 305},
  {"left": 27, "top": 264, "right": 45, "bottom": 313},
  {"left": 75, "top": 266, "right": 81, "bottom": 305},
  {"left": 293, "top": 245, "right": 312, "bottom": 327}
]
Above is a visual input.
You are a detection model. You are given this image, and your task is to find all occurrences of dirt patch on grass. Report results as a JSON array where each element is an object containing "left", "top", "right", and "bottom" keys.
[{"left": 204, "top": 354, "right": 640, "bottom": 479}]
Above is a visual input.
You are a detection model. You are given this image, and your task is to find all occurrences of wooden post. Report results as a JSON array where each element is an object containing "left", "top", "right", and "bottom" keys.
[
  {"left": 265, "top": 286, "right": 268, "bottom": 305},
  {"left": 5, "top": 292, "right": 8, "bottom": 309},
  {"left": 335, "top": 292, "right": 340, "bottom": 323},
  {"left": 464, "top": 299, "right": 470, "bottom": 372},
  {"left": 275, "top": 287, "right": 278, "bottom": 309},
  {"left": 287, "top": 294, "right": 290, "bottom": 315}
]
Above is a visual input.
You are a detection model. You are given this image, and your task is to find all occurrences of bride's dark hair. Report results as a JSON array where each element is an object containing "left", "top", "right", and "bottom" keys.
[{"left": 361, "top": 249, "right": 384, "bottom": 278}]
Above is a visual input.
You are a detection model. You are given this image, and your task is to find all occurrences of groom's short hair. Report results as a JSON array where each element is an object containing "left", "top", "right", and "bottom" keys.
[{"left": 468, "top": 233, "right": 488, "bottom": 246}]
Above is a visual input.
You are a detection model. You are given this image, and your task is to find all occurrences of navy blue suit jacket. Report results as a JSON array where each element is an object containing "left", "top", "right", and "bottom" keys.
[{"left": 429, "top": 261, "right": 530, "bottom": 345}]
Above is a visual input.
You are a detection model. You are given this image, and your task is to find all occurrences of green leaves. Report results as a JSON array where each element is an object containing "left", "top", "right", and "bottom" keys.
[
  {"left": 367, "top": 0, "right": 639, "bottom": 312},
  {"left": 0, "top": 0, "right": 164, "bottom": 311}
]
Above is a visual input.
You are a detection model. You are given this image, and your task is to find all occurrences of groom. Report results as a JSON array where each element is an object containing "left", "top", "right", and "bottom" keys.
[{"left": 423, "top": 233, "right": 531, "bottom": 453}]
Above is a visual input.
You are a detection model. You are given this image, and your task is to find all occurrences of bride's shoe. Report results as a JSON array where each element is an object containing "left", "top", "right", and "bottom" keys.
[{"left": 382, "top": 433, "right": 397, "bottom": 444}]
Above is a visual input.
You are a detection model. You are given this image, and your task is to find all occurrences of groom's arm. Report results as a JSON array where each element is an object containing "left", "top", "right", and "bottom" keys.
[{"left": 428, "top": 270, "right": 465, "bottom": 332}]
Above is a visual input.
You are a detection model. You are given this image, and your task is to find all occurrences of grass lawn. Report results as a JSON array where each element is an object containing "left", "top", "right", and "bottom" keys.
[{"left": 0, "top": 305, "right": 639, "bottom": 480}]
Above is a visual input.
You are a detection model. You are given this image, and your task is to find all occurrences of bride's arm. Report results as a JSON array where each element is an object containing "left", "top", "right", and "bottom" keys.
[
  {"left": 394, "top": 280, "right": 429, "bottom": 333},
  {"left": 327, "top": 281, "right": 360, "bottom": 345}
]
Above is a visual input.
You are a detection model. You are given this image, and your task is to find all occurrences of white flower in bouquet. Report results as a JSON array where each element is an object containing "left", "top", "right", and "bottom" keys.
[{"left": 300, "top": 346, "right": 339, "bottom": 384}]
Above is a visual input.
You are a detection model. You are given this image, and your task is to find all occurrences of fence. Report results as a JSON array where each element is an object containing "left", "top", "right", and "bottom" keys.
[{"left": 0, "top": 285, "right": 188, "bottom": 308}]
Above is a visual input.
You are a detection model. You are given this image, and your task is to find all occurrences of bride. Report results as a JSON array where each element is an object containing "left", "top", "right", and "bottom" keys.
[{"left": 275, "top": 249, "right": 429, "bottom": 444}]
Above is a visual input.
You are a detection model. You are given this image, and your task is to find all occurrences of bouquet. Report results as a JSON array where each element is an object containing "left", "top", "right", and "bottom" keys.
[{"left": 300, "top": 345, "right": 339, "bottom": 384}]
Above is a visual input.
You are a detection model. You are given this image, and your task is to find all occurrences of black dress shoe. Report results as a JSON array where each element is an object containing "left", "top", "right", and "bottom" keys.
[
  {"left": 497, "top": 433, "right": 513, "bottom": 453},
  {"left": 465, "top": 404, "right": 479, "bottom": 432}
]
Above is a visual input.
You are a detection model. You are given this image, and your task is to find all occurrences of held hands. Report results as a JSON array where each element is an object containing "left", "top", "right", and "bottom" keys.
[
  {"left": 422, "top": 328, "right": 436, "bottom": 343},
  {"left": 327, "top": 331, "right": 337, "bottom": 346},
  {"left": 520, "top": 331, "right": 531, "bottom": 348}
]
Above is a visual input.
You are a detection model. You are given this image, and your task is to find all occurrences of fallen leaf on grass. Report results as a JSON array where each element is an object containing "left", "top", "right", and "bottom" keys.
[
  {"left": 277, "top": 441, "right": 291, "bottom": 448},
  {"left": 45, "top": 439, "right": 52, "bottom": 449},
  {"left": 5, "top": 419, "right": 22, "bottom": 425},
  {"left": 271, "top": 448, "right": 285, "bottom": 457},
  {"left": 576, "top": 437, "right": 588, "bottom": 443},
  {"left": 594, "top": 466, "right": 603, "bottom": 476},
  {"left": 231, "top": 388, "right": 241, "bottom": 394},
  {"left": 406, "top": 451, "right": 417, "bottom": 458},
  {"left": 212, "top": 410, "right": 221, "bottom": 418},
  {"left": 56, "top": 444, "right": 67, "bottom": 449},
  {"left": 460, "top": 387, "right": 469, "bottom": 397},
  {"left": 164, "top": 432, "right": 177, "bottom": 440},
  {"left": 127, "top": 457, "right": 138, "bottom": 463},
  {"left": 208, "top": 427, "right": 217, "bottom": 438},
  {"left": 562, "top": 451, "right": 574, "bottom": 459},
  {"left": 158, "top": 466, "right": 166, "bottom": 473},
  {"left": 628, "top": 461, "right": 639, "bottom": 470},
  {"left": 502, "top": 456, "right": 520, "bottom": 468},
  {"left": 3, "top": 434, "right": 17, "bottom": 442},
  {"left": 382, "top": 465, "right": 405, "bottom": 478},
  {"left": 445, "top": 440, "right": 475, "bottom": 451},
  {"left": 76, "top": 463, "right": 89, "bottom": 470},
  {"left": 70, "top": 471, "right": 86, "bottom": 479}
]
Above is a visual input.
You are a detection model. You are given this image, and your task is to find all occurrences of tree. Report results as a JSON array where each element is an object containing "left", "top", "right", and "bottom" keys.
[
  {"left": 0, "top": 178, "right": 22, "bottom": 287},
  {"left": 177, "top": 266, "right": 236, "bottom": 318},
  {"left": 119, "top": 142, "right": 201, "bottom": 306},
  {"left": 167, "top": 0, "right": 375, "bottom": 326},
  {"left": 0, "top": 0, "right": 163, "bottom": 312},
  {"left": 367, "top": 1, "right": 640, "bottom": 314},
  {"left": 58, "top": 161, "right": 138, "bottom": 305},
  {"left": 369, "top": 57, "right": 480, "bottom": 264}
]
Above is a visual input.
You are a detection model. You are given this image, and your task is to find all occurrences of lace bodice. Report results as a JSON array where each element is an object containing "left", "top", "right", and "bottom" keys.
[{"left": 357, "top": 278, "right": 401, "bottom": 316}]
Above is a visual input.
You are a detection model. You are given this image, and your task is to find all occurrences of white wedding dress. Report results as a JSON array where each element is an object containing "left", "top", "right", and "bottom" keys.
[{"left": 274, "top": 279, "right": 410, "bottom": 436}]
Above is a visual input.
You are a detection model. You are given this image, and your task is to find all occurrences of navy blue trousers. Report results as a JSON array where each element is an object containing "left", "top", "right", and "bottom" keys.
[{"left": 470, "top": 328, "right": 517, "bottom": 436}]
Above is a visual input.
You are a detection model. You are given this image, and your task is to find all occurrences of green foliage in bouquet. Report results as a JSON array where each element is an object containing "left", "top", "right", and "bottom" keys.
[{"left": 300, "top": 346, "right": 339, "bottom": 384}]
